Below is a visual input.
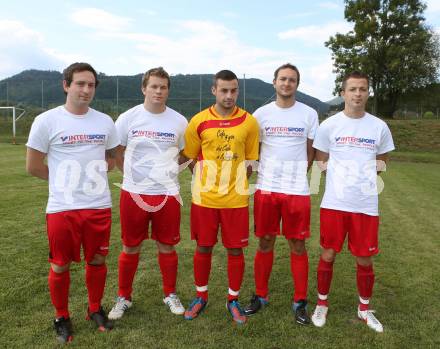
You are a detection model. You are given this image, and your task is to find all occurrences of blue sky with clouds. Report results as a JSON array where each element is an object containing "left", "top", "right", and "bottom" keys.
[{"left": 1, "top": 0, "right": 439, "bottom": 101}]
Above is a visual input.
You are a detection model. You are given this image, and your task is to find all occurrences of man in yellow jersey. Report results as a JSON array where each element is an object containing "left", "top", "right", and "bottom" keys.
[{"left": 181, "top": 70, "right": 259, "bottom": 324}]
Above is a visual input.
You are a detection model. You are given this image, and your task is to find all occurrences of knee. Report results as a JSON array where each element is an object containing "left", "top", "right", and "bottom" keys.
[
  {"left": 51, "top": 263, "right": 70, "bottom": 273},
  {"left": 356, "top": 256, "right": 373, "bottom": 266},
  {"left": 156, "top": 241, "right": 175, "bottom": 254},
  {"left": 289, "top": 239, "right": 306, "bottom": 255},
  {"left": 258, "top": 235, "right": 275, "bottom": 252},
  {"left": 197, "top": 245, "right": 213, "bottom": 254},
  {"left": 89, "top": 254, "right": 106, "bottom": 266},
  {"left": 321, "top": 248, "right": 336, "bottom": 263},
  {"left": 227, "top": 247, "right": 243, "bottom": 256},
  {"left": 123, "top": 244, "right": 142, "bottom": 254}
]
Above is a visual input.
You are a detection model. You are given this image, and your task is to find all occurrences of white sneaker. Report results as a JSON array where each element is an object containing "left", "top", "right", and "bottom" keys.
[
  {"left": 311, "top": 305, "right": 328, "bottom": 327},
  {"left": 357, "top": 307, "right": 383, "bottom": 333},
  {"left": 108, "top": 296, "right": 132, "bottom": 320},
  {"left": 163, "top": 293, "right": 185, "bottom": 315}
]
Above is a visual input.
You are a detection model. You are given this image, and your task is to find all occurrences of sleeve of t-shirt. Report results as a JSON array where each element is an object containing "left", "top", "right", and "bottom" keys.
[
  {"left": 312, "top": 122, "right": 330, "bottom": 153},
  {"left": 377, "top": 123, "right": 395, "bottom": 154},
  {"left": 245, "top": 115, "right": 260, "bottom": 160},
  {"left": 178, "top": 118, "right": 188, "bottom": 151},
  {"left": 107, "top": 122, "right": 120, "bottom": 150},
  {"left": 183, "top": 117, "right": 201, "bottom": 159},
  {"left": 26, "top": 115, "right": 49, "bottom": 153},
  {"left": 115, "top": 114, "right": 129, "bottom": 147},
  {"left": 308, "top": 109, "right": 319, "bottom": 140}
]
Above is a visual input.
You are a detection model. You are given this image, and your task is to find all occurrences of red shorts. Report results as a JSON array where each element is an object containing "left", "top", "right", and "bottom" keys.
[
  {"left": 320, "top": 208, "right": 379, "bottom": 257},
  {"left": 46, "top": 208, "right": 111, "bottom": 265},
  {"left": 254, "top": 190, "right": 310, "bottom": 240},
  {"left": 190, "top": 203, "right": 249, "bottom": 248},
  {"left": 120, "top": 190, "right": 181, "bottom": 247}
]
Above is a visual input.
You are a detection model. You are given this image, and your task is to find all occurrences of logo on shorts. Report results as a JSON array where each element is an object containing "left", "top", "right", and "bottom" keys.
[{"left": 368, "top": 247, "right": 376, "bottom": 251}]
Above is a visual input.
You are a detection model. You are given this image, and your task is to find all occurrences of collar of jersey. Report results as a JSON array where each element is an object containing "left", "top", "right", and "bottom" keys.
[{"left": 208, "top": 105, "right": 241, "bottom": 119}]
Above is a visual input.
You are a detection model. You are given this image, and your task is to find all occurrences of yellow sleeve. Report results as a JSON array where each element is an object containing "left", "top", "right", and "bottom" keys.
[
  {"left": 183, "top": 116, "right": 201, "bottom": 159},
  {"left": 245, "top": 115, "right": 259, "bottom": 160}
]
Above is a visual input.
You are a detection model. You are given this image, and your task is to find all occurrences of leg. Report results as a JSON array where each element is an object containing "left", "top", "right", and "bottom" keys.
[
  {"left": 356, "top": 256, "right": 374, "bottom": 311},
  {"left": 194, "top": 245, "right": 214, "bottom": 300},
  {"left": 243, "top": 236, "right": 274, "bottom": 316},
  {"left": 157, "top": 241, "right": 178, "bottom": 296},
  {"left": 254, "top": 235, "right": 276, "bottom": 298},
  {"left": 157, "top": 241, "right": 185, "bottom": 315},
  {"left": 82, "top": 208, "right": 113, "bottom": 331},
  {"left": 317, "top": 248, "right": 336, "bottom": 306},
  {"left": 185, "top": 204, "right": 219, "bottom": 320},
  {"left": 86, "top": 253, "right": 113, "bottom": 331},
  {"left": 288, "top": 238, "right": 308, "bottom": 302},
  {"left": 49, "top": 262, "right": 71, "bottom": 319},
  {"left": 117, "top": 244, "right": 142, "bottom": 299},
  {"left": 288, "top": 238, "right": 310, "bottom": 325},
  {"left": 46, "top": 211, "right": 76, "bottom": 343},
  {"left": 111, "top": 189, "right": 149, "bottom": 317},
  {"left": 86, "top": 254, "right": 108, "bottom": 314},
  {"left": 227, "top": 247, "right": 245, "bottom": 301},
  {"left": 184, "top": 245, "right": 213, "bottom": 320}
]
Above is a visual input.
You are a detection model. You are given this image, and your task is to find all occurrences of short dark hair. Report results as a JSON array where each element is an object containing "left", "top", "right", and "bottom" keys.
[
  {"left": 213, "top": 70, "right": 238, "bottom": 86},
  {"left": 341, "top": 71, "right": 369, "bottom": 91},
  {"left": 274, "top": 63, "right": 300, "bottom": 85},
  {"left": 142, "top": 67, "right": 171, "bottom": 88},
  {"left": 63, "top": 62, "right": 99, "bottom": 88}
]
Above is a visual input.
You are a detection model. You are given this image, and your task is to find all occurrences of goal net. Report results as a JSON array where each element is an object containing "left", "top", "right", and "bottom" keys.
[{"left": 0, "top": 106, "right": 26, "bottom": 144}]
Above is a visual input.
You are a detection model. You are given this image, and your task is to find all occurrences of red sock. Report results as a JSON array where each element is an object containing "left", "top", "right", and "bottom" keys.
[
  {"left": 117, "top": 252, "right": 139, "bottom": 299},
  {"left": 291, "top": 252, "right": 309, "bottom": 302},
  {"left": 158, "top": 251, "right": 178, "bottom": 296},
  {"left": 317, "top": 257, "right": 334, "bottom": 306},
  {"left": 86, "top": 263, "right": 107, "bottom": 313},
  {"left": 227, "top": 253, "right": 245, "bottom": 301},
  {"left": 254, "top": 250, "right": 274, "bottom": 298},
  {"left": 357, "top": 263, "right": 374, "bottom": 311},
  {"left": 48, "top": 268, "right": 70, "bottom": 319},
  {"left": 194, "top": 250, "right": 212, "bottom": 301}
]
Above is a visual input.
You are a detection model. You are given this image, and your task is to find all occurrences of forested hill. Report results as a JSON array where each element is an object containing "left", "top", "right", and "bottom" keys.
[{"left": 0, "top": 69, "right": 330, "bottom": 117}]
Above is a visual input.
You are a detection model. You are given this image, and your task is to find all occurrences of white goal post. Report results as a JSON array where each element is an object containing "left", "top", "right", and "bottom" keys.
[{"left": 0, "top": 106, "right": 26, "bottom": 144}]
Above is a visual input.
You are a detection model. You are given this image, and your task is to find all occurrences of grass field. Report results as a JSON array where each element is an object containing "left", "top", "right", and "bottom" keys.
[{"left": 0, "top": 143, "right": 439, "bottom": 348}]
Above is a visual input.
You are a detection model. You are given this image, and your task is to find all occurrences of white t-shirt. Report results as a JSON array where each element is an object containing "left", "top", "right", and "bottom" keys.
[
  {"left": 313, "top": 111, "right": 395, "bottom": 216},
  {"left": 26, "top": 106, "right": 120, "bottom": 213},
  {"left": 254, "top": 101, "right": 319, "bottom": 195},
  {"left": 115, "top": 104, "right": 188, "bottom": 195}
]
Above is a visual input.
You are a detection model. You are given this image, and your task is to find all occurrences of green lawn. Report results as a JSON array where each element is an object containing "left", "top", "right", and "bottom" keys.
[{"left": 0, "top": 143, "right": 439, "bottom": 348}]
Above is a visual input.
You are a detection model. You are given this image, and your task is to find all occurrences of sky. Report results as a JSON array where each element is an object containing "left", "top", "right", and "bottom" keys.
[{"left": 1, "top": 0, "right": 439, "bottom": 102}]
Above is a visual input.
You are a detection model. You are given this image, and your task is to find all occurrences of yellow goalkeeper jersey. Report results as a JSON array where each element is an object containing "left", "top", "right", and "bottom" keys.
[{"left": 183, "top": 105, "right": 259, "bottom": 208}]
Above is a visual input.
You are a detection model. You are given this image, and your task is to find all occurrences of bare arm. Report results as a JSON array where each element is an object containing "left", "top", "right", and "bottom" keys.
[
  {"left": 105, "top": 145, "right": 120, "bottom": 172},
  {"left": 376, "top": 153, "right": 388, "bottom": 174},
  {"left": 26, "top": 147, "right": 48, "bottom": 180},
  {"left": 307, "top": 138, "right": 315, "bottom": 172},
  {"left": 114, "top": 145, "right": 126, "bottom": 173},
  {"left": 315, "top": 149, "right": 329, "bottom": 173},
  {"left": 179, "top": 153, "right": 195, "bottom": 173}
]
